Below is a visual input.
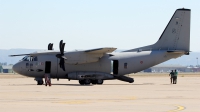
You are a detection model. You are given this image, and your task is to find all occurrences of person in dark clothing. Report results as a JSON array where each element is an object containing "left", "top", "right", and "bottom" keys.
[
  {"left": 173, "top": 70, "right": 178, "bottom": 84},
  {"left": 169, "top": 70, "right": 174, "bottom": 84}
]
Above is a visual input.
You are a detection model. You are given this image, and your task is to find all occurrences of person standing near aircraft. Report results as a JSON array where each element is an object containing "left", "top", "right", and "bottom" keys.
[
  {"left": 173, "top": 70, "right": 178, "bottom": 84},
  {"left": 169, "top": 70, "right": 174, "bottom": 84}
]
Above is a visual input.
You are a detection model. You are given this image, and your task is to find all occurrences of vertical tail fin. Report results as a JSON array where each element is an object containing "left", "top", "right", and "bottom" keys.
[
  {"left": 125, "top": 8, "right": 191, "bottom": 53},
  {"left": 154, "top": 8, "right": 191, "bottom": 52}
]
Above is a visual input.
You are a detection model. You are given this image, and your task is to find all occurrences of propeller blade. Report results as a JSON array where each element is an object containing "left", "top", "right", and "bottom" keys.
[
  {"left": 61, "top": 43, "right": 65, "bottom": 55},
  {"left": 59, "top": 58, "right": 65, "bottom": 71},
  {"left": 57, "top": 40, "right": 66, "bottom": 71},
  {"left": 50, "top": 43, "right": 53, "bottom": 50},
  {"left": 48, "top": 43, "right": 50, "bottom": 50},
  {"left": 59, "top": 40, "right": 63, "bottom": 53}
]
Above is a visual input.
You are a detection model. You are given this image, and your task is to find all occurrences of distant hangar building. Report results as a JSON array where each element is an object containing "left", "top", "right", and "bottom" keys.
[
  {"left": 0, "top": 65, "right": 14, "bottom": 73},
  {"left": 144, "top": 64, "right": 188, "bottom": 73}
]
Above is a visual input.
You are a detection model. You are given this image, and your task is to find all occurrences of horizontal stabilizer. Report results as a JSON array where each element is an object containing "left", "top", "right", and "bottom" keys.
[{"left": 167, "top": 50, "right": 187, "bottom": 53}]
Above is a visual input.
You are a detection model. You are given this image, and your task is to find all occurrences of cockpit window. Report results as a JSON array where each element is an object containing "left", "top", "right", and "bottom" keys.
[
  {"left": 22, "top": 56, "right": 29, "bottom": 61},
  {"left": 33, "top": 57, "right": 38, "bottom": 61},
  {"left": 22, "top": 56, "right": 38, "bottom": 61}
]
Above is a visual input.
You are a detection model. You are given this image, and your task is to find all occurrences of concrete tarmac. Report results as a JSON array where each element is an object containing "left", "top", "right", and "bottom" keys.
[{"left": 0, "top": 74, "right": 200, "bottom": 112}]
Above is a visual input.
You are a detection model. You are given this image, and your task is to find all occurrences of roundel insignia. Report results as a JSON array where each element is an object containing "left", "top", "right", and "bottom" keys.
[{"left": 140, "top": 61, "right": 143, "bottom": 64}]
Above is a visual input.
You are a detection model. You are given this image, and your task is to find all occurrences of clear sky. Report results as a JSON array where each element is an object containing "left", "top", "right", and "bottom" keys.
[{"left": 0, "top": 0, "right": 200, "bottom": 51}]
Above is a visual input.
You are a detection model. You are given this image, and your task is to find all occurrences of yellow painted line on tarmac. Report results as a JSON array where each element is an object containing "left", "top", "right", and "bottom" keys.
[
  {"left": 127, "top": 96, "right": 137, "bottom": 100},
  {"left": 168, "top": 105, "right": 185, "bottom": 112}
]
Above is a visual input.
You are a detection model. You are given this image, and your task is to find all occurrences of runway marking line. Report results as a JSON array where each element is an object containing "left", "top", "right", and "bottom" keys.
[
  {"left": 127, "top": 96, "right": 137, "bottom": 100},
  {"left": 168, "top": 105, "right": 185, "bottom": 112}
]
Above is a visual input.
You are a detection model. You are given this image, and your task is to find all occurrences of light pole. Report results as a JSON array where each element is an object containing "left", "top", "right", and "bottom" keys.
[{"left": 197, "top": 57, "right": 199, "bottom": 67}]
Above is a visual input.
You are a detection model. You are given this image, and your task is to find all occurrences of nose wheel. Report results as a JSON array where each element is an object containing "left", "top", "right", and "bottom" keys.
[
  {"left": 37, "top": 80, "right": 44, "bottom": 85},
  {"left": 35, "top": 78, "right": 44, "bottom": 85}
]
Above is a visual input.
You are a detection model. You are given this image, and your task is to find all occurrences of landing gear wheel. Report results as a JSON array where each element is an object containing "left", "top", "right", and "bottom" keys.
[
  {"left": 91, "top": 80, "right": 97, "bottom": 84},
  {"left": 79, "top": 80, "right": 85, "bottom": 85},
  {"left": 84, "top": 79, "right": 91, "bottom": 85},
  {"left": 37, "top": 80, "right": 44, "bottom": 85},
  {"left": 97, "top": 79, "right": 103, "bottom": 85}
]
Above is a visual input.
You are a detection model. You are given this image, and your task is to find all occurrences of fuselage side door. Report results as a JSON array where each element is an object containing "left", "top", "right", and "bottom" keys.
[
  {"left": 112, "top": 60, "right": 118, "bottom": 75},
  {"left": 42, "top": 55, "right": 58, "bottom": 78}
]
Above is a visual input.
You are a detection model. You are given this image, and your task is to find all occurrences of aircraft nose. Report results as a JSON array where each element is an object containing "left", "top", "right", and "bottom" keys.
[{"left": 13, "top": 63, "right": 19, "bottom": 73}]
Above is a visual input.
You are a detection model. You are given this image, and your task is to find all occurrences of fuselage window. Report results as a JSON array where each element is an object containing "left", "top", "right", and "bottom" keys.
[
  {"left": 124, "top": 63, "right": 128, "bottom": 69},
  {"left": 33, "top": 57, "right": 38, "bottom": 61}
]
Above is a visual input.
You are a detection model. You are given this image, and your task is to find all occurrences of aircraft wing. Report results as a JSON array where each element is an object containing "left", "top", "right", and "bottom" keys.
[
  {"left": 9, "top": 51, "right": 60, "bottom": 57},
  {"left": 10, "top": 48, "right": 117, "bottom": 65},
  {"left": 63, "top": 47, "right": 117, "bottom": 65},
  {"left": 85, "top": 47, "right": 117, "bottom": 54}
]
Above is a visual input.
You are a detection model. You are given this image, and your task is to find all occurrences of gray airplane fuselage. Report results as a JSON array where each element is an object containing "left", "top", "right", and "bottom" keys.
[{"left": 14, "top": 50, "right": 182, "bottom": 78}]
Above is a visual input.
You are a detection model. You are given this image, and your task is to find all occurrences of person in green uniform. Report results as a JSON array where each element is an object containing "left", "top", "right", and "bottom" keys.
[
  {"left": 169, "top": 70, "right": 174, "bottom": 84},
  {"left": 173, "top": 69, "right": 178, "bottom": 84}
]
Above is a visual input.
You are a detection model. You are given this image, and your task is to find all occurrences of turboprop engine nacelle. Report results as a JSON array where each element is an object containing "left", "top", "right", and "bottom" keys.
[{"left": 67, "top": 72, "right": 114, "bottom": 80}]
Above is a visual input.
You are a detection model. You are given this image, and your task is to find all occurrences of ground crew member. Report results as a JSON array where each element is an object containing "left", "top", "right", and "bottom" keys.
[
  {"left": 169, "top": 70, "right": 174, "bottom": 84},
  {"left": 173, "top": 70, "right": 178, "bottom": 84},
  {"left": 44, "top": 74, "right": 51, "bottom": 86}
]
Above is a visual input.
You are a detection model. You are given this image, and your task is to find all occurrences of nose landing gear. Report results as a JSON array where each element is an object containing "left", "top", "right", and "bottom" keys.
[
  {"left": 35, "top": 78, "right": 44, "bottom": 85},
  {"left": 37, "top": 80, "right": 44, "bottom": 85}
]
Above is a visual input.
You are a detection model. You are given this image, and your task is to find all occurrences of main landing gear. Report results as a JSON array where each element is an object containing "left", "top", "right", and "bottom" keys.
[{"left": 79, "top": 79, "right": 103, "bottom": 85}]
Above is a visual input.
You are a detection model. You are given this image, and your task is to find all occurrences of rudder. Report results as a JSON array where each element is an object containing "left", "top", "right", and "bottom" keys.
[{"left": 153, "top": 8, "right": 191, "bottom": 52}]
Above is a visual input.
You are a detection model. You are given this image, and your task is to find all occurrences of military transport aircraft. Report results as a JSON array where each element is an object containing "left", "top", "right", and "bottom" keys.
[{"left": 11, "top": 8, "right": 191, "bottom": 85}]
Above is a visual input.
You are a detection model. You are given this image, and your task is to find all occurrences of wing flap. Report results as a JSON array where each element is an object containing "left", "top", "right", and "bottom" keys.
[{"left": 85, "top": 47, "right": 117, "bottom": 54}]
